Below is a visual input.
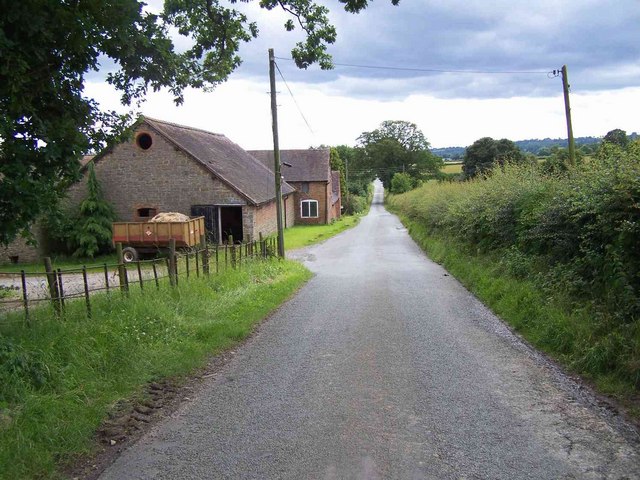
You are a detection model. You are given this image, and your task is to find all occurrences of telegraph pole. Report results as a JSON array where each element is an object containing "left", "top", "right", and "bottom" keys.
[
  {"left": 269, "top": 48, "right": 285, "bottom": 258},
  {"left": 561, "top": 65, "right": 576, "bottom": 167}
]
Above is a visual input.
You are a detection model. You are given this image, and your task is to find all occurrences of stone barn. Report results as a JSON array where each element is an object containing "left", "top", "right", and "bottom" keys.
[{"left": 2, "top": 117, "right": 295, "bottom": 263}]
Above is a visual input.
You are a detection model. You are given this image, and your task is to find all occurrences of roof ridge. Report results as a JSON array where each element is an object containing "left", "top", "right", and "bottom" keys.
[
  {"left": 247, "top": 148, "right": 330, "bottom": 153},
  {"left": 143, "top": 116, "right": 225, "bottom": 138}
]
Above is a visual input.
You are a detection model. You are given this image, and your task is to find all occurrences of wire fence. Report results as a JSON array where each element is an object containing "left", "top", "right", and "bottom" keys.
[{"left": 0, "top": 237, "right": 277, "bottom": 325}]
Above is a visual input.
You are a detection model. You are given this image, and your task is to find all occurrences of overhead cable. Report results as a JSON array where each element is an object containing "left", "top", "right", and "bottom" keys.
[
  {"left": 275, "top": 62, "right": 315, "bottom": 135},
  {"left": 274, "top": 56, "right": 549, "bottom": 75}
]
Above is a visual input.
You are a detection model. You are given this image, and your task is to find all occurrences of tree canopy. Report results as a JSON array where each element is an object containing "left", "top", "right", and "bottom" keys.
[
  {"left": 0, "top": 0, "right": 398, "bottom": 246},
  {"left": 356, "top": 120, "right": 442, "bottom": 187},
  {"left": 603, "top": 129, "right": 629, "bottom": 148},
  {"left": 462, "top": 137, "right": 525, "bottom": 179}
]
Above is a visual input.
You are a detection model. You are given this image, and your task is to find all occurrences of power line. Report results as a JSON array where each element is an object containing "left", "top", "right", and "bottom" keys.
[
  {"left": 274, "top": 56, "right": 549, "bottom": 75},
  {"left": 274, "top": 61, "right": 315, "bottom": 135}
]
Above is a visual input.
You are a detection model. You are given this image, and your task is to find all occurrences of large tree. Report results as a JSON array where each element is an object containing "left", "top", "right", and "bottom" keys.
[
  {"left": 357, "top": 120, "right": 442, "bottom": 187},
  {"left": 0, "top": 0, "right": 399, "bottom": 246},
  {"left": 603, "top": 129, "right": 629, "bottom": 148},
  {"left": 462, "top": 137, "right": 525, "bottom": 179}
]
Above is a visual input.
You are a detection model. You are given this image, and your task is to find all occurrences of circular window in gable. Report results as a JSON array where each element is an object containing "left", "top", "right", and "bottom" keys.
[{"left": 136, "top": 132, "right": 153, "bottom": 150}]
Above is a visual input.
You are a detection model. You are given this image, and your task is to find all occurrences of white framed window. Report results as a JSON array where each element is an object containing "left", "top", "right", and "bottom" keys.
[{"left": 300, "top": 199, "right": 319, "bottom": 218}]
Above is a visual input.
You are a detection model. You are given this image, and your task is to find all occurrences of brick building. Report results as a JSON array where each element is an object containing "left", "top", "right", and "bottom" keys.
[
  {"left": 3, "top": 117, "right": 295, "bottom": 263},
  {"left": 248, "top": 149, "right": 341, "bottom": 225}
]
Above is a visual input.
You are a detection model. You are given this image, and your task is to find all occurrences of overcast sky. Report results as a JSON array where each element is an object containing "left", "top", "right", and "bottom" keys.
[{"left": 86, "top": 0, "right": 640, "bottom": 149}]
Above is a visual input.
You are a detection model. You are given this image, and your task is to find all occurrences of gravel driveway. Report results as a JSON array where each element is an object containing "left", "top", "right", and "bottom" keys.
[{"left": 98, "top": 181, "right": 640, "bottom": 479}]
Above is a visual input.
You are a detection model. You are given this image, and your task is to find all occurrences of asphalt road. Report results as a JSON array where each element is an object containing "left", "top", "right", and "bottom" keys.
[{"left": 100, "top": 181, "right": 640, "bottom": 479}]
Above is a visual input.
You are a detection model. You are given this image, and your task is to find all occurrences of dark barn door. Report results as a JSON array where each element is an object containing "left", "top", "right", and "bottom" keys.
[
  {"left": 191, "top": 205, "right": 218, "bottom": 243},
  {"left": 220, "top": 206, "right": 243, "bottom": 243}
]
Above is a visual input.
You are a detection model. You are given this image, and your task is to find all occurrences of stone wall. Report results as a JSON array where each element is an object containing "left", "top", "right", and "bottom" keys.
[{"left": 1, "top": 224, "right": 47, "bottom": 265}]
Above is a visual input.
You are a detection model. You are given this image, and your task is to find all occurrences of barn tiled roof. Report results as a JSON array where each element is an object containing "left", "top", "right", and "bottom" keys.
[
  {"left": 331, "top": 171, "right": 341, "bottom": 205},
  {"left": 144, "top": 117, "right": 294, "bottom": 205},
  {"left": 248, "top": 149, "right": 330, "bottom": 183}
]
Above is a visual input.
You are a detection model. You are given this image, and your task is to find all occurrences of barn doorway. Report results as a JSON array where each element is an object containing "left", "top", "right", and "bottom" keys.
[
  {"left": 191, "top": 205, "right": 218, "bottom": 243},
  {"left": 191, "top": 205, "right": 243, "bottom": 244},
  {"left": 220, "top": 206, "right": 243, "bottom": 243}
]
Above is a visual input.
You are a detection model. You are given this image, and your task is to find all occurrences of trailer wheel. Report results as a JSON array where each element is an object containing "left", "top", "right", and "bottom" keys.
[{"left": 122, "top": 247, "right": 139, "bottom": 263}]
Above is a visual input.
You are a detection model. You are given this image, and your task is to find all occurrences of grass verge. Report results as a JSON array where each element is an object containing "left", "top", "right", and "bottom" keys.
[
  {"left": 391, "top": 212, "right": 639, "bottom": 419},
  {"left": 0, "top": 259, "right": 311, "bottom": 479},
  {"left": 284, "top": 214, "right": 362, "bottom": 250}
]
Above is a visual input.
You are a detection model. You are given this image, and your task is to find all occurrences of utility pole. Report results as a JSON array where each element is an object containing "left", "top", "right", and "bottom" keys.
[
  {"left": 269, "top": 48, "right": 285, "bottom": 258},
  {"left": 561, "top": 65, "right": 576, "bottom": 167}
]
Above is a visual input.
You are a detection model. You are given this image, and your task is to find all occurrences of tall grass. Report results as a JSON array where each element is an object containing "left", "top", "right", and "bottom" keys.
[
  {"left": 389, "top": 141, "right": 640, "bottom": 401},
  {"left": 0, "top": 259, "right": 311, "bottom": 479}
]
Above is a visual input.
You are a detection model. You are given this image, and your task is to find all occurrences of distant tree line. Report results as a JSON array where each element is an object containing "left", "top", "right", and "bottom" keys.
[
  {"left": 327, "top": 126, "right": 635, "bottom": 201},
  {"left": 432, "top": 131, "right": 638, "bottom": 160}
]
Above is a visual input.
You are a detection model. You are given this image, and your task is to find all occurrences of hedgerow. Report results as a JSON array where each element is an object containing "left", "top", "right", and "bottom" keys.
[{"left": 389, "top": 141, "right": 640, "bottom": 390}]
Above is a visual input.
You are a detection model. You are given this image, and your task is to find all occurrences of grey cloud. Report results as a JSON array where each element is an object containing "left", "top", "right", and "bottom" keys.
[{"left": 233, "top": 0, "right": 640, "bottom": 100}]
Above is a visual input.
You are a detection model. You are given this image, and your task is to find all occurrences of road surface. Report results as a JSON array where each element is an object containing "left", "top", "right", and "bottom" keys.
[{"left": 100, "top": 181, "right": 640, "bottom": 479}]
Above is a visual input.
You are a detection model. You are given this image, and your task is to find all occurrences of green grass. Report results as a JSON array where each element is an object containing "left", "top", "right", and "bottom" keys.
[
  {"left": 284, "top": 214, "right": 362, "bottom": 250},
  {"left": 0, "top": 253, "right": 118, "bottom": 274},
  {"left": 0, "top": 259, "right": 311, "bottom": 479}
]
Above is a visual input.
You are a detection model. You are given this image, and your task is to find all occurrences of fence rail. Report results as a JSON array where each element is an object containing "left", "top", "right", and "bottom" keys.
[{"left": 0, "top": 237, "right": 277, "bottom": 324}]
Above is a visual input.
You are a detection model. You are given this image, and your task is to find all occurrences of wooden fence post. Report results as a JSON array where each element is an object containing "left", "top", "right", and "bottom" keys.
[
  {"left": 116, "top": 243, "right": 128, "bottom": 295},
  {"left": 43, "top": 257, "right": 61, "bottom": 316},
  {"left": 82, "top": 266, "right": 91, "bottom": 319},
  {"left": 259, "top": 233, "right": 265, "bottom": 258},
  {"left": 137, "top": 261, "right": 144, "bottom": 290},
  {"left": 20, "top": 270, "right": 30, "bottom": 327},
  {"left": 152, "top": 262, "right": 159, "bottom": 289},
  {"left": 57, "top": 269, "right": 65, "bottom": 311},
  {"left": 229, "top": 235, "right": 236, "bottom": 268},
  {"left": 168, "top": 238, "right": 177, "bottom": 287},
  {"left": 103, "top": 264, "right": 110, "bottom": 294},
  {"left": 201, "top": 234, "right": 210, "bottom": 276}
]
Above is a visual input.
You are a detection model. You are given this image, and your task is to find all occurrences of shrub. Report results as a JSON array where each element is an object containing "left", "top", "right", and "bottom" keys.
[
  {"left": 71, "top": 162, "right": 116, "bottom": 257},
  {"left": 390, "top": 172, "right": 414, "bottom": 194},
  {"left": 342, "top": 194, "right": 368, "bottom": 215}
]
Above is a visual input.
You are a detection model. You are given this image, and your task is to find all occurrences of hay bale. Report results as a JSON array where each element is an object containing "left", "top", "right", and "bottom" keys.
[{"left": 148, "top": 212, "right": 190, "bottom": 223}]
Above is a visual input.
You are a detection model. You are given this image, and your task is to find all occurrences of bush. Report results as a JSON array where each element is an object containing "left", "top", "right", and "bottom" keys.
[
  {"left": 390, "top": 172, "right": 414, "bottom": 194},
  {"left": 342, "top": 194, "right": 368, "bottom": 215}
]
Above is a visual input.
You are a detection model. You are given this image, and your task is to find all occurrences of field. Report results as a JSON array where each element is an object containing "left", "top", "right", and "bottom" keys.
[{"left": 440, "top": 162, "right": 463, "bottom": 174}]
